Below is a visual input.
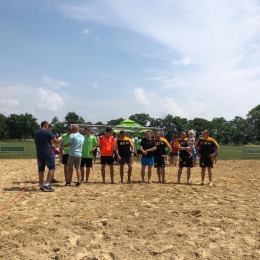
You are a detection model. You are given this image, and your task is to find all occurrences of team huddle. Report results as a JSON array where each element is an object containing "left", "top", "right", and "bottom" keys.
[{"left": 34, "top": 121, "right": 219, "bottom": 192}]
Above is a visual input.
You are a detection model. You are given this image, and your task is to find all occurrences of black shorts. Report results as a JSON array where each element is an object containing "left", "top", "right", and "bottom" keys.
[
  {"left": 93, "top": 149, "right": 97, "bottom": 156},
  {"left": 170, "top": 152, "right": 178, "bottom": 157},
  {"left": 137, "top": 150, "right": 142, "bottom": 155},
  {"left": 199, "top": 156, "right": 213, "bottom": 168},
  {"left": 80, "top": 157, "right": 93, "bottom": 168},
  {"left": 118, "top": 156, "right": 132, "bottom": 165},
  {"left": 179, "top": 155, "right": 193, "bottom": 168},
  {"left": 100, "top": 156, "right": 114, "bottom": 165},
  {"left": 154, "top": 156, "right": 166, "bottom": 168},
  {"left": 62, "top": 154, "right": 69, "bottom": 165}
]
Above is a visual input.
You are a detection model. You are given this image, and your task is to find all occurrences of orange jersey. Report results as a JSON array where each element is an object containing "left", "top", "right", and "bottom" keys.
[{"left": 98, "top": 135, "right": 115, "bottom": 156}]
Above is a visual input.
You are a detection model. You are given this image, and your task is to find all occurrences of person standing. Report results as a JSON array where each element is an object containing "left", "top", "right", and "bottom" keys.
[
  {"left": 135, "top": 136, "right": 142, "bottom": 162},
  {"left": 175, "top": 131, "right": 193, "bottom": 184},
  {"left": 47, "top": 124, "right": 59, "bottom": 183},
  {"left": 98, "top": 127, "right": 115, "bottom": 184},
  {"left": 92, "top": 136, "right": 98, "bottom": 164},
  {"left": 34, "top": 121, "right": 62, "bottom": 192},
  {"left": 154, "top": 131, "right": 171, "bottom": 183},
  {"left": 170, "top": 135, "right": 179, "bottom": 166},
  {"left": 140, "top": 131, "right": 157, "bottom": 184},
  {"left": 60, "top": 127, "right": 72, "bottom": 184},
  {"left": 80, "top": 127, "right": 98, "bottom": 183},
  {"left": 64, "top": 125, "right": 84, "bottom": 186},
  {"left": 115, "top": 130, "right": 134, "bottom": 183},
  {"left": 196, "top": 130, "right": 219, "bottom": 186},
  {"left": 57, "top": 133, "right": 63, "bottom": 166}
]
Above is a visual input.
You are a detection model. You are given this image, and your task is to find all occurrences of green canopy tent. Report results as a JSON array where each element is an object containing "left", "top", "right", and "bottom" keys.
[{"left": 114, "top": 119, "right": 147, "bottom": 136}]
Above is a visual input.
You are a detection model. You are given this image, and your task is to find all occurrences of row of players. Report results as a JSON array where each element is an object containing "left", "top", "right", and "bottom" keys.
[{"left": 34, "top": 122, "right": 219, "bottom": 191}]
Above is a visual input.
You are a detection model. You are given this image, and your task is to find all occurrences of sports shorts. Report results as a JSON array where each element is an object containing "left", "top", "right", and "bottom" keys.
[
  {"left": 179, "top": 155, "right": 193, "bottom": 168},
  {"left": 37, "top": 153, "right": 55, "bottom": 172},
  {"left": 118, "top": 156, "right": 132, "bottom": 165},
  {"left": 141, "top": 156, "right": 154, "bottom": 167},
  {"left": 100, "top": 156, "right": 114, "bottom": 165},
  {"left": 199, "top": 156, "right": 213, "bottom": 168},
  {"left": 80, "top": 157, "right": 93, "bottom": 168},
  {"left": 62, "top": 154, "right": 69, "bottom": 165},
  {"left": 67, "top": 155, "right": 82, "bottom": 169},
  {"left": 154, "top": 156, "right": 166, "bottom": 168}
]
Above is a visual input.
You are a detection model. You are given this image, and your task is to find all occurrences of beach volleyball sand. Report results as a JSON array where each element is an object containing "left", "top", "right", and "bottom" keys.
[{"left": 0, "top": 159, "right": 259, "bottom": 259}]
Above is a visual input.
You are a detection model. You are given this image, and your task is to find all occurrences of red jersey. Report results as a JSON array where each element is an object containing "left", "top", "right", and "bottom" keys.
[
  {"left": 98, "top": 135, "right": 115, "bottom": 156},
  {"left": 171, "top": 138, "right": 179, "bottom": 153}
]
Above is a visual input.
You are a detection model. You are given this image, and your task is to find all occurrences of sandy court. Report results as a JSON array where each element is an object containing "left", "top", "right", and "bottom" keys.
[{"left": 0, "top": 159, "right": 260, "bottom": 260}]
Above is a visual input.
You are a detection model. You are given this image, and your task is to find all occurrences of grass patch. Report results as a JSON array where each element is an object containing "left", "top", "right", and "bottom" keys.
[
  {"left": 0, "top": 140, "right": 36, "bottom": 159},
  {"left": 218, "top": 144, "right": 260, "bottom": 160},
  {"left": 1, "top": 140, "right": 260, "bottom": 160}
]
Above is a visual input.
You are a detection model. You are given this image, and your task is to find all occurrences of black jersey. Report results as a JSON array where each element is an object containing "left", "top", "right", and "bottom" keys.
[{"left": 196, "top": 137, "right": 219, "bottom": 156}]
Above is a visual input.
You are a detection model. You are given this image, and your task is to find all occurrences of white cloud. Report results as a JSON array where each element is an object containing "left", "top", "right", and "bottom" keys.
[
  {"left": 134, "top": 87, "right": 150, "bottom": 106},
  {"left": 171, "top": 57, "right": 191, "bottom": 66},
  {"left": 57, "top": 0, "right": 260, "bottom": 119},
  {"left": 42, "top": 76, "right": 69, "bottom": 88},
  {"left": 37, "top": 88, "right": 64, "bottom": 112},
  {"left": 82, "top": 28, "right": 89, "bottom": 34},
  {"left": 134, "top": 87, "right": 185, "bottom": 117},
  {"left": 2, "top": 99, "right": 20, "bottom": 107}
]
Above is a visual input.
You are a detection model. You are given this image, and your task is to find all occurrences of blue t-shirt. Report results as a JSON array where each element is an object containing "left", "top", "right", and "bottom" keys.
[
  {"left": 35, "top": 129, "right": 55, "bottom": 156},
  {"left": 68, "top": 133, "right": 84, "bottom": 157}
]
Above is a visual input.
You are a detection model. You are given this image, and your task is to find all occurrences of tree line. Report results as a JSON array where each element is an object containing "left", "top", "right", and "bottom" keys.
[{"left": 1, "top": 105, "right": 260, "bottom": 145}]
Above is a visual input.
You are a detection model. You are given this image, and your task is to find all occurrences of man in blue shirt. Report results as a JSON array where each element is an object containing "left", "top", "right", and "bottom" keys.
[
  {"left": 64, "top": 125, "right": 84, "bottom": 186},
  {"left": 35, "top": 121, "right": 62, "bottom": 192}
]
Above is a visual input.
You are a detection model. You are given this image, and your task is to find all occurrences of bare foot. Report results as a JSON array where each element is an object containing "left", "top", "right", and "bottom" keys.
[
  {"left": 187, "top": 181, "right": 192, "bottom": 185},
  {"left": 111, "top": 181, "right": 116, "bottom": 184},
  {"left": 176, "top": 181, "right": 180, "bottom": 184},
  {"left": 209, "top": 182, "right": 213, "bottom": 187},
  {"left": 199, "top": 182, "right": 204, "bottom": 186},
  {"left": 148, "top": 180, "right": 153, "bottom": 184},
  {"left": 102, "top": 181, "right": 106, "bottom": 184}
]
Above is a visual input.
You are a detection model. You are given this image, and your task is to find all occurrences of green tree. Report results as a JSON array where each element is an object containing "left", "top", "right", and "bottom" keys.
[
  {"left": 6, "top": 114, "right": 23, "bottom": 140},
  {"left": 188, "top": 118, "right": 212, "bottom": 138},
  {"left": 149, "top": 118, "right": 163, "bottom": 128},
  {"left": 170, "top": 116, "right": 189, "bottom": 134},
  {"left": 107, "top": 117, "right": 124, "bottom": 126},
  {"left": 211, "top": 117, "right": 230, "bottom": 143},
  {"left": 51, "top": 116, "right": 65, "bottom": 135},
  {"left": 20, "top": 113, "right": 39, "bottom": 140},
  {"left": 161, "top": 114, "right": 177, "bottom": 140},
  {"left": 0, "top": 114, "right": 7, "bottom": 140},
  {"left": 95, "top": 121, "right": 104, "bottom": 125},
  {"left": 230, "top": 116, "right": 251, "bottom": 145},
  {"left": 64, "top": 112, "right": 85, "bottom": 127},
  {"left": 129, "top": 113, "right": 151, "bottom": 126},
  {"left": 247, "top": 105, "right": 260, "bottom": 141}
]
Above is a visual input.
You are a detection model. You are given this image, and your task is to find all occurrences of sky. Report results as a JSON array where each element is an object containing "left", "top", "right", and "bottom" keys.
[{"left": 1, "top": 0, "right": 260, "bottom": 124}]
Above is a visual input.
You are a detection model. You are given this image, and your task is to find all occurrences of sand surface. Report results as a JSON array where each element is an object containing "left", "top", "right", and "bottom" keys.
[{"left": 0, "top": 159, "right": 260, "bottom": 260}]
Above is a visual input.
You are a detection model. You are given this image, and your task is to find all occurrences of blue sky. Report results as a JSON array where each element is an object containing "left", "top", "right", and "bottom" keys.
[{"left": 1, "top": 0, "right": 260, "bottom": 124}]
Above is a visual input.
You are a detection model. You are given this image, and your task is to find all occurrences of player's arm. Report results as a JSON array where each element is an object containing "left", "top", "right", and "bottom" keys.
[
  {"left": 195, "top": 140, "right": 201, "bottom": 157},
  {"left": 146, "top": 141, "right": 157, "bottom": 152},
  {"left": 176, "top": 140, "right": 191, "bottom": 152},
  {"left": 210, "top": 141, "right": 220, "bottom": 157},
  {"left": 52, "top": 138, "right": 62, "bottom": 144},
  {"left": 64, "top": 135, "right": 73, "bottom": 147}
]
